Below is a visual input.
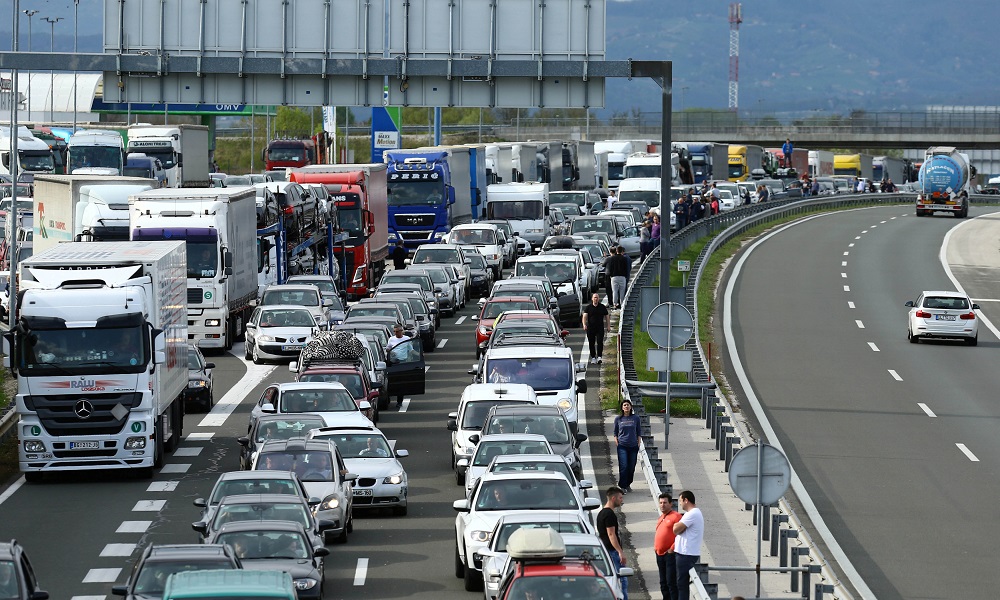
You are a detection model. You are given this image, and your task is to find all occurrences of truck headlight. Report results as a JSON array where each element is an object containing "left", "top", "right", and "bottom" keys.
[
  {"left": 388, "top": 232, "right": 398, "bottom": 241},
  {"left": 188, "top": 380, "right": 208, "bottom": 388},
  {"left": 434, "top": 232, "right": 445, "bottom": 239},
  {"left": 469, "top": 530, "right": 492, "bottom": 543},
  {"left": 23, "top": 440, "right": 45, "bottom": 452},
  {"left": 320, "top": 495, "right": 341, "bottom": 510},
  {"left": 557, "top": 399, "right": 573, "bottom": 410},
  {"left": 383, "top": 473, "right": 405, "bottom": 485},
  {"left": 205, "top": 319, "right": 221, "bottom": 327},
  {"left": 125, "top": 436, "right": 147, "bottom": 450},
  {"left": 294, "top": 579, "right": 319, "bottom": 590}
]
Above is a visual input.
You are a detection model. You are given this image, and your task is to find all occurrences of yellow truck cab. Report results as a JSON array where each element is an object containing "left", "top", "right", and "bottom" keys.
[{"left": 163, "top": 569, "right": 295, "bottom": 600}]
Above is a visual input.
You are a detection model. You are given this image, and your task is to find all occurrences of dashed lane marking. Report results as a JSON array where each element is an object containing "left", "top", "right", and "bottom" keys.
[
  {"left": 82, "top": 569, "right": 121, "bottom": 583},
  {"left": 848, "top": 302, "right": 856, "bottom": 309},
  {"left": 146, "top": 481, "right": 179, "bottom": 492},
  {"left": 132, "top": 500, "right": 166, "bottom": 512},
  {"left": 199, "top": 362, "right": 276, "bottom": 427},
  {"left": 844, "top": 286, "right": 850, "bottom": 292},
  {"left": 160, "top": 464, "right": 191, "bottom": 474},
  {"left": 888, "top": 370, "right": 902, "bottom": 381},
  {"left": 867, "top": 342, "right": 880, "bottom": 352},
  {"left": 956, "top": 443, "right": 980, "bottom": 462},
  {"left": 186, "top": 432, "right": 215, "bottom": 441},
  {"left": 455, "top": 316, "right": 467, "bottom": 325},
  {"left": 100, "top": 543, "right": 137, "bottom": 557},
  {"left": 855, "top": 320, "right": 865, "bottom": 329},
  {"left": 437, "top": 338, "right": 448, "bottom": 349},
  {"left": 841, "top": 273, "right": 847, "bottom": 278},
  {"left": 173, "top": 447, "right": 203, "bottom": 457},
  {"left": 116, "top": 521, "right": 152, "bottom": 533},
  {"left": 399, "top": 398, "right": 411, "bottom": 412},
  {"left": 918, "top": 403, "right": 937, "bottom": 417},
  {"left": 354, "top": 558, "right": 370, "bottom": 586}
]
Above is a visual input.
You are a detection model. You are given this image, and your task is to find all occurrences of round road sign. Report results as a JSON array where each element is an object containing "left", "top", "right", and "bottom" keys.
[
  {"left": 646, "top": 302, "right": 694, "bottom": 348},
  {"left": 728, "top": 443, "right": 791, "bottom": 506}
]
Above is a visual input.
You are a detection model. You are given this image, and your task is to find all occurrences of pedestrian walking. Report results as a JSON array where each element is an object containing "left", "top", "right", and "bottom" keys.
[
  {"left": 607, "top": 246, "right": 630, "bottom": 309},
  {"left": 655, "top": 492, "right": 683, "bottom": 600},
  {"left": 390, "top": 240, "right": 408, "bottom": 270},
  {"left": 597, "top": 486, "right": 628, "bottom": 600},
  {"left": 614, "top": 400, "right": 641, "bottom": 492},
  {"left": 607, "top": 189, "right": 618, "bottom": 210},
  {"left": 582, "top": 293, "right": 610, "bottom": 364},
  {"left": 673, "top": 491, "right": 704, "bottom": 600}
]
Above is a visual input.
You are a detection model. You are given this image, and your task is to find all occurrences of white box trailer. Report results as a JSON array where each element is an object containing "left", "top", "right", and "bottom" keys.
[{"left": 7, "top": 241, "right": 188, "bottom": 478}]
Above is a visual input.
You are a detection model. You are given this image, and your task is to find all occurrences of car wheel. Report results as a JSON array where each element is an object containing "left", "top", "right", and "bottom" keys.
[
  {"left": 455, "top": 545, "right": 466, "bottom": 579},
  {"left": 251, "top": 344, "right": 263, "bottom": 365},
  {"left": 323, "top": 529, "right": 336, "bottom": 545},
  {"left": 908, "top": 329, "right": 919, "bottom": 344},
  {"left": 966, "top": 335, "right": 978, "bottom": 346},
  {"left": 393, "top": 504, "right": 408, "bottom": 516},
  {"left": 24, "top": 471, "right": 43, "bottom": 483},
  {"left": 203, "top": 393, "right": 214, "bottom": 413},
  {"left": 455, "top": 468, "right": 465, "bottom": 486},
  {"left": 244, "top": 340, "right": 253, "bottom": 360},
  {"left": 338, "top": 526, "right": 348, "bottom": 544},
  {"left": 464, "top": 557, "right": 482, "bottom": 591}
]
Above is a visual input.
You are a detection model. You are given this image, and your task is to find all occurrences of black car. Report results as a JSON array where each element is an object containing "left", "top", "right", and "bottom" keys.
[
  {"left": 0, "top": 539, "right": 47, "bottom": 600},
  {"left": 112, "top": 544, "right": 241, "bottom": 600},
  {"left": 466, "top": 252, "right": 495, "bottom": 297},
  {"left": 184, "top": 344, "right": 215, "bottom": 412},
  {"left": 238, "top": 414, "right": 328, "bottom": 470}
]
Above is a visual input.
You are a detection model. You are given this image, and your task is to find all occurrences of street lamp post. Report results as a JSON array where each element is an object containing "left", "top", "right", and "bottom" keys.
[
  {"left": 22, "top": 9, "right": 37, "bottom": 122},
  {"left": 43, "top": 16, "right": 64, "bottom": 123},
  {"left": 73, "top": 0, "right": 79, "bottom": 132}
]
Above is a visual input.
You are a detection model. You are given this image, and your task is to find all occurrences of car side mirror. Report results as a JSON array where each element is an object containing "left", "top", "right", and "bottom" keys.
[
  {"left": 576, "top": 362, "right": 588, "bottom": 373},
  {"left": 112, "top": 585, "right": 128, "bottom": 596},
  {"left": 453, "top": 499, "right": 471, "bottom": 512},
  {"left": 261, "top": 403, "right": 276, "bottom": 414},
  {"left": 193, "top": 497, "right": 207, "bottom": 508},
  {"left": 376, "top": 361, "right": 387, "bottom": 371},
  {"left": 457, "top": 458, "right": 470, "bottom": 469},
  {"left": 471, "top": 315, "right": 479, "bottom": 321},
  {"left": 395, "top": 449, "right": 409, "bottom": 458},
  {"left": 904, "top": 300, "right": 914, "bottom": 307},
  {"left": 583, "top": 498, "right": 601, "bottom": 511},
  {"left": 344, "top": 472, "right": 359, "bottom": 482},
  {"left": 237, "top": 436, "right": 250, "bottom": 448},
  {"left": 973, "top": 303, "right": 981, "bottom": 310},
  {"left": 317, "top": 519, "right": 336, "bottom": 531},
  {"left": 359, "top": 400, "right": 372, "bottom": 411},
  {"left": 468, "top": 434, "right": 480, "bottom": 445},
  {"left": 192, "top": 522, "right": 208, "bottom": 535},
  {"left": 575, "top": 432, "right": 588, "bottom": 446},
  {"left": 579, "top": 480, "right": 594, "bottom": 490},
  {"left": 447, "top": 418, "right": 458, "bottom": 431},
  {"left": 576, "top": 379, "right": 588, "bottom": 393},
  {"left": 288, "top": 361, "right": 298, "bottom": 372},
  {"left": 314, "top": 547, "right": 331, "bottom": 558},
  {"left": 560, "top": 330, "right": 570, "bottom": 338},
  {"left": 205, "top": 362, "right": 215, "bottom": 369},
  {"left": 618, "top": 567, "right": 635, "bottom": 577}
]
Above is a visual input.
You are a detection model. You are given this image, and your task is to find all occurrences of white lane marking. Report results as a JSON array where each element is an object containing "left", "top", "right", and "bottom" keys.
[
  {"left": 888, "top": 370, "right": 902, "bottom": 381},
  {"left": 918, "top": 403, "right": 937, "bottom": 418},
  {"left": 841, "top": 272, "right": 847, "bottom": 278},
  {"left": 82, "top": 568, "right": 121, "bottom": 583},
  {"left": 843, "top": 251, "right": 849, "bottom": 256},
  {"left": 117, "top": 521, "right": 152, "bottom": 533},
  {"left": 100, "top": 543, "right": 137, "bottom": 557},
  {"left": 132, "top": 500, "right": 166, "bottom": 512},
  {"left": 854, "top": 236, "right": 861, "bottom": 240},
  {"left": 891, "top": 216, "right": 898, "bottom": 219},
  {"left": 199, "top": 362, "right": 276, "bottom": 427},
  {"left": 173, "top": 447, "right": 203, "bottom": 457},
  {"left": 0, "top": 477, "right": 25, "bottom": 507},
  {"left": 956, "top": 443, "right": 980, "bottom": 462},
  {"left": 868, "top": 342, "right": 880, "bottom": 352},
  {"left": 146, "top": 481, "right": 179, "bottom": 492},
  {"left": 186, "top": 432, "right": 215, "bottom": 441},
  {"left": 871, "top": 225, "right": 877, "bottom": 228},
  {"left": 941, "top": 216, "right": 1000, "bottom": 342},
  {"left": 861, "top": 230, "right": 868, "bottom": 234},
  {"left": 855, "top": 320, "right": 865, "bottom": 329},
  {"left": 354, "top": 558, "right": 370, "bottom": 586},
  {"left": 455, "top": 316, "right": 468, "bottom": 325},
  {"left": 160, "top": 464, "right": 191, "bottom": 474},
  {"left": 849, "top": 243, "right": 855, "bottom": 247},
  {"left": 399, "top": 398, "right": 411, "bottom": 412},
  {"left": 848, "top": 302, "right": 856, "bottom": 309},
  {"left": 971, "top": 298, "right": 1000, "bottom": 302},
  {"left": 881, "top": 220, "right": 887, "bottom": 224},
  {"left": 437, "top": 338, "right": 448, "bottom": 348},
  {"left": 843, "top": 286, "right": 850, "bottom": 292},
  {"left": 842, "top": 261, "right": 847, "bottom": 267},
  {"left": 424, "top": 365, "right": 430, "bottom": 372}
]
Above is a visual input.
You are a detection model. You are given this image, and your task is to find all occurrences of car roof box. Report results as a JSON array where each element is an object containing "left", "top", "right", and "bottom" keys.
[{"left": 507, "top": 528, "right": 566, "bottom": 561}]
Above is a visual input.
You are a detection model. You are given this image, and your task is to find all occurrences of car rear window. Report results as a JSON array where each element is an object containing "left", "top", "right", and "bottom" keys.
[{"left": 923, "top": 296, "right": 969, "bottom": 310}]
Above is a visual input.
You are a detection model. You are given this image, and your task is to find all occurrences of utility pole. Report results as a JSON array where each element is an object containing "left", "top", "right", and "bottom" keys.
[
  {"left": 21, "top": 9, "right": 37, "bottom": 122},
  {"left": 73, "top": 0, "right": 79, "bottom": 132},
  {"left": 43, "top": 16, "right": 64, "bottom": 123},
  {"left": 728, "top": 3, "right": 742, "bottom": 111}
]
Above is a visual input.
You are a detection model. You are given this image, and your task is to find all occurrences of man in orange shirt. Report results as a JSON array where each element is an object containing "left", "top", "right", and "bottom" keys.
[{"left": 655, "top": 492, "right": 683, "bottom": 600}]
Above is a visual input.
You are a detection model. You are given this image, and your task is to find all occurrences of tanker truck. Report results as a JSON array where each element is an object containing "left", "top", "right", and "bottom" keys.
[{"left": 915, "top": 147, "right": 975, "bottom": 218}]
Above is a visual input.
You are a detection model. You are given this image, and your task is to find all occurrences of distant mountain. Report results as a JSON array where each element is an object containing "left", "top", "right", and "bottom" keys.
[{"left": 1, "top": 0, "right": 994, "bottom": 117}]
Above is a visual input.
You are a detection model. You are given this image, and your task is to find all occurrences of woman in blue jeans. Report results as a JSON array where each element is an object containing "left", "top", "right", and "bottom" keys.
[{"left": 614, "top": 400, "right": 641, "bottom": 492}]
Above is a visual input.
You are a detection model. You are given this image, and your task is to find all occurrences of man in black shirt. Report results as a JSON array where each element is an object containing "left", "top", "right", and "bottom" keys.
[
  {"left": 582, "top": 293, "right": 610, "bottom": 364},
  {"left": 597, "top": 486, "right": 628, "bottom": 600},
  {"left": 390, "top": 240, "right": 408, "bottom": 270},
  {"left": 606, "top": 246, "right": 630, "bottom": 310}
]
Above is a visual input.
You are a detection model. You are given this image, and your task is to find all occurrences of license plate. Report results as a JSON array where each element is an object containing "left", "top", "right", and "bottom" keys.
[
  {"left": 281, "top": 344, "right": 304, "bottom": 351},
  {"left": 353, "top": 489, "right": 373, "bottom": 496},
  {"left": 935, "top": 315, "right": 956, "bottom": 321},
  {"left": 70, "top": 441, "right": 99, "bottom": 450}
]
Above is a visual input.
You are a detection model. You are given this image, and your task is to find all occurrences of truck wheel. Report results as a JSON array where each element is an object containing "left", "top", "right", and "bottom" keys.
[
  {"left": 153, "top": 422, "right": 165, "bottom": 469},
  {"left": 24, "top": 472, "right": 42, "bottom": 484},
  {"left": 164, "top": 403, "right": 180, "bottom": 453}
]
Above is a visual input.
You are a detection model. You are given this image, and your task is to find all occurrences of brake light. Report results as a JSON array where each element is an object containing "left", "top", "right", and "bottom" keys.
[
  {"left": 960, "top": 312, "right": 976, "bottom": 320},
  {"left": 915, "top": 310, "right": 931, "bottom": 318},
  {"left": 283, "top": 206, "right": 295, "bottom": 214}
]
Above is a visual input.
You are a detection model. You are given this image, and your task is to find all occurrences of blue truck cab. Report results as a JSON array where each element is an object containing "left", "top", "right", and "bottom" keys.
[{"left": 384, "top": 148, "right": 472, "bottom": 249}]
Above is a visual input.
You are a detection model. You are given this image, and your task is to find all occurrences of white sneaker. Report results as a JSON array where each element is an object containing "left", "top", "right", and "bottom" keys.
[
  {"left": 590, "top": 357, "right": 597, "bottom": 364},
  {"left": 597, "top": 357, "right": 603, "bottom": 364}
]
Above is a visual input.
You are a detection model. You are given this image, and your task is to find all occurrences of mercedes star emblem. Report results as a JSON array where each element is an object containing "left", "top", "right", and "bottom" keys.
[{"left": 75, "top": 400, "right": 95, "bottom": 420}]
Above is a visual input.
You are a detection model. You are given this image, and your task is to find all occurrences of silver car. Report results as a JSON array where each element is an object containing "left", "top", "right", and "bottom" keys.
[
  {"left": 905, "top": 290, "right": 980, "bottom": 345},
  {"left": 308, "top": 425, "right": 409, "bottom": 516}
]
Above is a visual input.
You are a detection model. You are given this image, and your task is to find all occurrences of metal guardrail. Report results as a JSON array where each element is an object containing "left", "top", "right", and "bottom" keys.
[
  {"left": 618, "top": 192, "right": 999, "bottom": 600},
  {"left": 0, "top": 405, "right": 16, "bottom": 445}
]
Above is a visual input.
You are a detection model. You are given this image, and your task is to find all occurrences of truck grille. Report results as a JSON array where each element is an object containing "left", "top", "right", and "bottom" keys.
[
  {"left": 394, "top": 214, "right": 436, "bottom": 227},
  {"left": 400, "top": 231, "right": 433, "bottom": 241},
  {"left": 26, "top": 392, "right": 143, "bottom": 436},
  {"left": 188, "top": 288, "right": 203, "bottom": 304}
]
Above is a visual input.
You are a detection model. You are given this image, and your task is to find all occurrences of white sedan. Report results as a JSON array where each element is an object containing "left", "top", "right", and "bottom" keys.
[
  {"left": 905, "top": 290, "right": 980, "bottom": 345},
  {"left": 244, "top": 305, "right": 319, "bottom": 364}
]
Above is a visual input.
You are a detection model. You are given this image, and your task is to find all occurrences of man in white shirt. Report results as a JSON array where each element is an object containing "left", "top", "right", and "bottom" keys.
[
  {"left": 385, "top": 324, "right": 413, "bottom": 407},
  {"left": 672, "top": 490, "right": 704, "bottom": 600}
]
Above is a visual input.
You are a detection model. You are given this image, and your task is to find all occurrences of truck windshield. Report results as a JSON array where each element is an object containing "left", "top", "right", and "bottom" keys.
[
  {"left": 123, "top": 166, "right": 153, "bottom": 178},
  {"left": 487, "top": 201, "right": 543, "bottom": 220},
  {"left": 728, "top": 164, "right": 745, "bottom": 179},
  {"left": 607, "top": 163, "right": 624, "bottom": 181},
  {"left": 69, "top": 147, "right": 123, "bottom": 172},
  {"left": 188, "top": 241, "right": 217, "bottom": 278},
  {"left": 19, "top": 150, "right": 54, "bottom": 172},
  {"left": 140, "top": 149, "right": 175, "bottom": 170},
  {"left": 388, "top": 181, "right": 445, "bottom": 206},
  {"left": 20, "top": 325, "right": 147, "bottom": 372},
  {"left": 338, "top": 208, "right": 362, "bottom": 237},
  {"left": 549, "top": 192, "right": 587, "bottom": 207},
  {"left": 625, "top": 164, "right": 660, "bottom": 178},
  {"left": 617, "top": 190, "right": 659, "bottom": 207},
  {"left": 268, "top": 146, "right": 307, "bottom": 162},
  {"left": 571, "top": 219, "right": 614, "bottom": 235}
]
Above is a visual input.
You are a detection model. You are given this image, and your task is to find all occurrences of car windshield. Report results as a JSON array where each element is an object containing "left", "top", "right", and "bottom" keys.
[
  {"left": 0, "top": 185, "right": 33, "bottom": 199},
  {"left": 486, "top": 358, "right": 572, "bottom": 391},
  {"left": 549, "top": 192, "right": 588, "bottom": 207},
  {"left": 467, "top": 254, "right": 488, "bottom": 269},
  {"left": 134, "top": 559, "right": 234, "bottom": 596},
  {"left": 493, "top": 322, "right": 558, "bottom": 338},
  {"left": 515, "top": 262, "right": 576, "bottom": 285},
  {"left": 216, "top": 530, "right": 310, "bottom": 561},
  {"left": 417, "top": 269, "right": 449, "bottom": 285},
  {"left": 922, "top": 296, "right": 970, "bottom": 310},
  {"left": 475, "top": 479, "right": 578, "bottom": 510},
  {"left": 259, "top": 308, "right": 316, "bottom": 328},
  {"left": 209, "top": 478, "right": 300, "bottom": 504},
  {"left": 213, "top": 502, "right": 310, "bottom": 531},
  {"left": 348, "top": 306, "right": 400, "bottom": 319},
  {"left": 571, "top": 219, "right": 614, "bottom": 234},
  {"left": 298, "top": 373, "right": 364, "bottom": 399},
  {"left": 485, "top": 415, "right": 570, "bottom": 444},
  {"left": 508, "top": 575, "right": 612, "bottom": 599},
  {"left": 262, "top": 288, "right": 320, "bottom": 307},
  {"left": 383, "top": 274, "right": 431, "bottom": 291},
  {"left": 462, "top": 400, "right": 532, "bottom": 429},
  {"left": 0, "top": 561, "right": 17, "bottom": 598},
  {"left": 257, "top": 450, "right": 334, "bottom": 481},
  {"left": 472, "top": 441, "right": 551, "bottom": 467},
  {"left": 489, "top": 459, "right": 575, "bottom": 483},
  {"left": 187, "top": 348, "right": 203, "bottom": 370},
  {"left": 565, "top": 544, "right": 612, "bottom": 576},
  {"left": 224, "top": 176, "right": 252, "bottom": 186},
  {"left": 451, "top": 228, "right": 497, "bottom": 245},
  {"left": 413, "top": 248, "right": 460, "bottom": 264},
  {"left": 483, "top": 301, "right": 538, "bottom": 319},
  {"left": 255, "top": 418, "right": 326, "bottom": 443},
  {"left": 291, "top": 279, "right": 337, "bottom": 295},
  {"left": 495, "top": 522, "right": 587, "bottom": 552},
  {"left": 314, "top": 433, "right": 391, "bottom": 458},
  {"left": 496, "top": 289, "right": 546, "bottom": 308},
  {"left": 279, "top": 388, "right": 356, "bottom": 413}
]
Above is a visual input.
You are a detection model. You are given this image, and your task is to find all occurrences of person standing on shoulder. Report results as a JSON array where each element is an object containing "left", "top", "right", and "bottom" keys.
[
  {"left": 613, "top": 400, "right": 641, "bottom": 493},
  {"left": 673, "top": 490, "right": 704, "bottom": 600},
  {"left": 781, "top": 138, "right": 794, "bottom": 168},
  {"left": 655, "top": 492, "right": 682, "bottom": 600},
  {"left": 607, "top": 247, "right": 629, "bottom": 310},
  {"left": 390, "top": 240, "right": 408, "bottom": 270},
  {"left": 597, "top": 486, "right": 628, "bottom": 600},
  {"left": 582, "top": 293, "right": 610, "bottom": 364}
]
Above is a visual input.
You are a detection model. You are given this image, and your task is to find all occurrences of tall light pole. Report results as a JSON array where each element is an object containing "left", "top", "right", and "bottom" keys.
[
  {"left": 22, "top": 9, "right": 37, "bottom": 122},
  {"left": 43, "top": 16, "right": 63, "bottom": 123},
  {"left": 73, "top": 0, "right": 79, "bottom": 132}
]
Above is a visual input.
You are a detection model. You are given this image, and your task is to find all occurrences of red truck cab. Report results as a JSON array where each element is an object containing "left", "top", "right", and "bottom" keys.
[{"left": 264, "top": 138, "right": 316, "bottom": 171}]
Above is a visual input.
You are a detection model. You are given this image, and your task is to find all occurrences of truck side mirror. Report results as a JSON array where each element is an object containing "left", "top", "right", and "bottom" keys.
[
  {"left": 175, "top": 152, "right": 183, "bottom": 167},
  {"left": 448, "top": 186, "right": 456, "bottom": 205}
]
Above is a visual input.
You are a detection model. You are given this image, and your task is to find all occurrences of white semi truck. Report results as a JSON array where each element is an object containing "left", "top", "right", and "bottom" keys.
[
  {"left": 484, "top": 182, "right": 551, "bottom": 249},
  {"left": 4, "top": 241, "right": 188, "bottom": 480},
  {"left": 67, "top": 130, "right": 126, "bottom": 175},
  {"left": 130, "top": 187, "right": 258, "bottom": 352},
  {"left": 125, "top": 124, "right": 210, "bottom": 188},
  {"left": 0, "top": 125, "right": 55, "bottom": 176},
  {"left": 31, "top": 175, "right": 155, "bottom": 253}
]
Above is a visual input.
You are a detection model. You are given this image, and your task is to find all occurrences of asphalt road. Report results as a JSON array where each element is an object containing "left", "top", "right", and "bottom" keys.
[
  {"left": 724, "top": 206, "right": 1000, "bottom": 600},
  {"left": 0, "top": 295, "right": 604, "bottom": 600}
]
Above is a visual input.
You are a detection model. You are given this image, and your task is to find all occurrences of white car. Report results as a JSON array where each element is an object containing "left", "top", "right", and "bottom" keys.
[
  {"left": 905, "top": 290, "right": 980, "bottom": 345},
  {"left": 447, "top": 223, "right": 506, "bottom": 278},
  {"left": 448, "top": 383, "right": 539, "bottom": 484},
  {"left": 453, "top": 471, "right": 602, "bottom": 592},
  {"left": 460, "top": 433, "right": 554, "bottom": 498},
  {"left": 244, "top": 305, "right": 319, "bottom": 364},
  {"left": 308, "top": 425, "right": 409, "bottom": 516},
  {"left": 259, "top": 283, "right": 334, "bottom": 329},
  {"left": 250, "top": 381, "right": 375, "bottom": 431},
  {"left": 717, "top": 189, "right": 736, "bottom": 211}
]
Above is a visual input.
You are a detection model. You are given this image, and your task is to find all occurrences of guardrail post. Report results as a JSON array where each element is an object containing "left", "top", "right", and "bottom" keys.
[
  {"left": 719, "top": 425, "right": 732, "bottom": 459},
  {"left": 779, "top": 529, "right": 798, "bottom": 567},
  {"left": 706, "top": 398, "right": 716, "bottom": 430},
  {"left": 712, "top": 411, "right": 727, "bottom": 441},
  {"left": 759, "top": 504, "right": 771, "bottom": 536},
  {"left": 770, "top": 514, "right": 788, "bottom": 556},
  {"left": 649, "top": 457, "right": 662, "bottom": 473},
  {"left": 724, "top": 435, "right": 736, "bottom": 471},
  {"left": 694, "top": 562, "right": 709, "bottom": 582},
  {"left": 804, "top": 565, "right": 821, "bottom": 598},
  {"left": 814, "top": 583, "right": 834, "bottom": 600},
  {"left": 790, "top": 547, "right": 809, "bottom": 593}
]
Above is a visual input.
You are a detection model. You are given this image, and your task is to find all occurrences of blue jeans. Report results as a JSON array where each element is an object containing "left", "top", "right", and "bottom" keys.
[
  {"left": 609, "top": 548, "right": 628, "bottom": 600},
  {"left": 657, "top": 551, "right": 678, "bottom": 600},
  {"left": 617, "top": 444, "right": 639, "bottom": 490},
  {"left": 675, "top": 553, "right": 700, "bottom": 600}
]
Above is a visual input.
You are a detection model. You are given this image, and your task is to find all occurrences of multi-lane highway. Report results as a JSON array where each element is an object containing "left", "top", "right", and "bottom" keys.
[
  {"left": 0, "top": 301, "right": 604, "bottom": 600},
  {"left": 724, "top": 206, "right": 1000, "bottom": 600}
]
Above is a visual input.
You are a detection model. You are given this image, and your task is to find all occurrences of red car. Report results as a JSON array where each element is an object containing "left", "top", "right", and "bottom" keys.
[
  {"left": 472, "top": 296, "right": 540, "bottom": 356},
  {"left": 495, "top": 528, "right": 617, "bottom": 600}
]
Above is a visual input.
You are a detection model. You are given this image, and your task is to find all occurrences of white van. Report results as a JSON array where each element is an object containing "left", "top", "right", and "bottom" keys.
[
  {"left": 445, "top": 223, "right": 505, "bottom": 278},
  {"left": 447, "top": 383, "right": 538, "bottom": 484},
  {"left": 484, "top": 182, "right": 551, "bottom": 250}
]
